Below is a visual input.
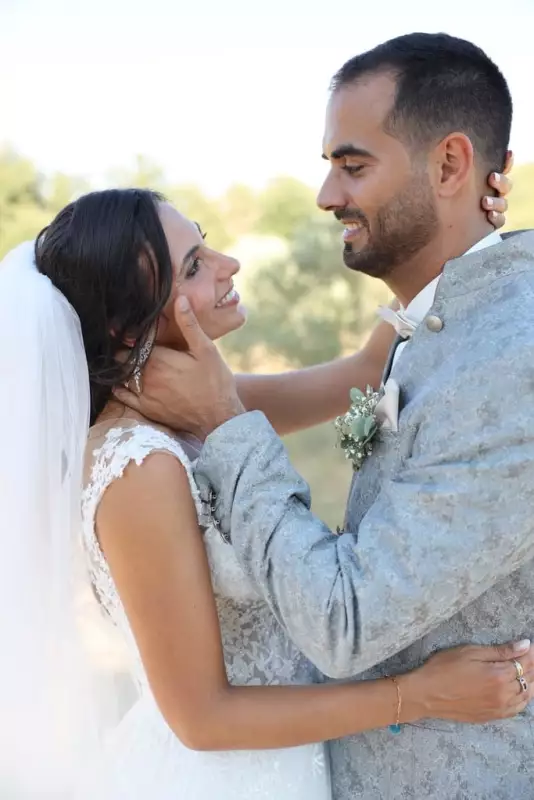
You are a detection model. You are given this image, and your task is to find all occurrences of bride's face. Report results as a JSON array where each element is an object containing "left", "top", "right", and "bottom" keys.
[{"left": 155, "top": 203, "right": 247, "bottom": 348}]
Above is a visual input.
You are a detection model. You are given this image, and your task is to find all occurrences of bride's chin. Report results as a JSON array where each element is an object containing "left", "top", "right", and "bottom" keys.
[{"left": 213, "top": 306, "right": 248, "bottom": 341}]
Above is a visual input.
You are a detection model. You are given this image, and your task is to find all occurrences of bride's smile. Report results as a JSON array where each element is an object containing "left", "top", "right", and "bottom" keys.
[{"left": 156, "top": 202, "right": 247, "bottom": 350}]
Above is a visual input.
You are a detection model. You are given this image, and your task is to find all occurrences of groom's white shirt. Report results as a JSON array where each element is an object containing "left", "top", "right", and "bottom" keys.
[{"left": 391, "top": 229, "right": 502, "bottom": 369}]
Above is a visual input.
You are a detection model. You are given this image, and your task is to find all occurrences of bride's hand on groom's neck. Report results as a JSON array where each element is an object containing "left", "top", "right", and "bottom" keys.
[
  {"left": 114, "top": 296, "right": 245, "bottom": 439},
  {"left": 483, "top": 151, "right": 513, "bottom": 229}
]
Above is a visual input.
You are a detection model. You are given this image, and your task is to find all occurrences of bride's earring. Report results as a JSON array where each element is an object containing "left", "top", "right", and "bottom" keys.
[{"left": 130, "top": 329, "right": 155, "bottom": 396}]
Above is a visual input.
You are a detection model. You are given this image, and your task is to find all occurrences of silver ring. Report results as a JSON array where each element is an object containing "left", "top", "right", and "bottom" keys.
[
  {"left": 513, "top": 659, "right": 525, "bottom": 680},
  {"left": 518, "top": 676, "right": 528, "bottom": 693}
]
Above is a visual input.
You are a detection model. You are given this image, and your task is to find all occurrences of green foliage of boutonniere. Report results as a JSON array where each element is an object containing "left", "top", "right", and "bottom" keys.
[{"left": 334, "top": 386, "right": 381, "bottom": 470}]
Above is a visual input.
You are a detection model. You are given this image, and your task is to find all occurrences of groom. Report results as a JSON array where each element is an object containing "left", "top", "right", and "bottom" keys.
[{"left": 122, "top": 34, "right": 534, "bottom": 797}]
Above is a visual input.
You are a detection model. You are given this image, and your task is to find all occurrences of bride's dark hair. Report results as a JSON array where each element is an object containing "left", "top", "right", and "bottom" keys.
[{"left": 35, "top": 188, "right": 174, "bottom": 424}]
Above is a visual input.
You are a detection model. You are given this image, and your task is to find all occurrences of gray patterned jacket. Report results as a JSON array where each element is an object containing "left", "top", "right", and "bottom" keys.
[{"left": 195, "top": 231, "right": 534, "bottom": 799}]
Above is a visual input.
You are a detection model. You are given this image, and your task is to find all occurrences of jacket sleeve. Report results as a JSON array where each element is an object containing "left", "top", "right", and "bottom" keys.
[{"left": 195, "top": 369, "right": 534, "bottom": 678}]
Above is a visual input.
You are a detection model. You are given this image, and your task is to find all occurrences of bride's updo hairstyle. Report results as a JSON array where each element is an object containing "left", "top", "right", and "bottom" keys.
[{"left": 35, "top": 188, "right": 174, "bottom": 424}]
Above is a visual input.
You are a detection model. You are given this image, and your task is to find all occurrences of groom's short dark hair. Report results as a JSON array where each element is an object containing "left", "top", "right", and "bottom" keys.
[{"left": 331, "top": 33, "right": 512, "bottom": 173}]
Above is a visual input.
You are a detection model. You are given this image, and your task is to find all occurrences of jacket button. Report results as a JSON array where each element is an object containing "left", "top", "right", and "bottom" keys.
[{"left": 425, "top": 314, "right": 443, "bottom": 332}]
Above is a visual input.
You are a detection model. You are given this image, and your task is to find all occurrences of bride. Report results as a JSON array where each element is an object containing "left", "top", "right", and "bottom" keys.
[{"left": 0, "top": 181, "right": 531, "bottom": 800}]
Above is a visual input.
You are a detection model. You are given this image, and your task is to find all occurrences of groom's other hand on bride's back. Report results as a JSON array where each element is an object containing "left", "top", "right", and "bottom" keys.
[{"left": 114, "top": 295, "right": 244, "bottom": 438}]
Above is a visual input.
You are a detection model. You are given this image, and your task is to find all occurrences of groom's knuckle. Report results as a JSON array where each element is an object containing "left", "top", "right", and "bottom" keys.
[
  {"left": 183, "top": 313, "right": 201, "bottom": 333},
  {"left": 183, "top": 318, "right": 198, "bottom": 334}
]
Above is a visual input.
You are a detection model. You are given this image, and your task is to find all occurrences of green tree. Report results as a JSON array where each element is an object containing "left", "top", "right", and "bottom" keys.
[
  {"left": 0, "top": 149, "right": 49, "bottom": 258},
  {"left": 109, "top": 154, "right": 168, "bottom": 191},
  {"left": 0, "top": 149, "right": 89, "bottom": 258},
  {"left": 221, "top": 183, "right": 259, "bottom": 242},
  {"left": 46, "top": 173, "right": 90, "bottom": 214},
  {"left": 104, "top": 155, "right": 236, "bottom": 252},
  {"left": 255, "top": 176, "right": 318, "bottom": 241},
  {"left": 167, "top": 184, "right": 231, "bottom": 252}
]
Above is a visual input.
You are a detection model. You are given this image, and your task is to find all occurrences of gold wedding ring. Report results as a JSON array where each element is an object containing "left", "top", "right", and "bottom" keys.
[{"left": 513, "top": 659, "right": 525, "bottom": 680}]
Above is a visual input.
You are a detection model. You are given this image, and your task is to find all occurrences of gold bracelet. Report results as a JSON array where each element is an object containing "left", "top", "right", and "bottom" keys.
[{"left": 388, "top": 676, "right": 402, "bottom": 734}]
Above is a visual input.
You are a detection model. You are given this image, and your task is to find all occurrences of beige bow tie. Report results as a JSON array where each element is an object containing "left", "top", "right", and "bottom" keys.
[{"left": 377, "top": 306, "right": 417, "bottom": 339}]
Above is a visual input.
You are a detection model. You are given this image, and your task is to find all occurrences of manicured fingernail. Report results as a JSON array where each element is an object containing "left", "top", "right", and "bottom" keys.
[
  {"left": 486, "top": 197, "right": 494, "bottom": 208},
  {"left": 178, "top": 296, "right": 190, "bottom": 311},
  {"left": 493, "top": 172, "right": 500, "bottom": 183},
  {"left": 514, "top": 639, "right": 531, "bottom": 653}
]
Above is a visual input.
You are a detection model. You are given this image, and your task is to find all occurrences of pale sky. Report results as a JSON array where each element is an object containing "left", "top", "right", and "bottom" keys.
[{"left": 2, "top": 0, "right": 533, "bottom": 195}]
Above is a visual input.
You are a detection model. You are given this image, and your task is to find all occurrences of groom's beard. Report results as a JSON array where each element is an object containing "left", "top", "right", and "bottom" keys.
[{"left": 339, "top": 172, "right": 439, "bottom": 279}]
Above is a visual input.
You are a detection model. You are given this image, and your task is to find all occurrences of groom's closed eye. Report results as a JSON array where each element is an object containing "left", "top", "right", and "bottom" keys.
[{"left": 342, "top": 165, "right": 366, "bottom": 176}]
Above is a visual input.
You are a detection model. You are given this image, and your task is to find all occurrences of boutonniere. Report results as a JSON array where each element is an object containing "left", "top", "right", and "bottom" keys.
[{"left": 334, "top": 379, "right": 400, "bottom": 471}]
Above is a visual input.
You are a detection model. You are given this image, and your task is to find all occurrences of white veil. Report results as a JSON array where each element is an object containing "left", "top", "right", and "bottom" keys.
[{"left": 0, "top": 242, "right": 121, "bottom": 796}]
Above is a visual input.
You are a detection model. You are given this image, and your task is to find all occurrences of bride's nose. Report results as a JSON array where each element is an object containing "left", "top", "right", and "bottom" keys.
[{"left": 217, "top": 253, "right": 240, "bottom": 278}]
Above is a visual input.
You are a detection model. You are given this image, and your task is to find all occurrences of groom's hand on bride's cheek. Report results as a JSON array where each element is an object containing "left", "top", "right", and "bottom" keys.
[
  {"left": 482, "top": 150, "right": 513, "bottom": 229},
  {"left": 114, "top": 296, "right": 245, "bottom": 438}
]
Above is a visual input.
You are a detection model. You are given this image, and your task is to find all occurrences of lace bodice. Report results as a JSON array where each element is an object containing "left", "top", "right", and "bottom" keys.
[{"left": 81, "top": 423, "right": 318, "bottom": 691}]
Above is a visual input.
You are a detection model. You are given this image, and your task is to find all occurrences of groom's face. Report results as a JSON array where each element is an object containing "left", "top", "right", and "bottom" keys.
[{"left": 318, "top": 72, "right": 439, "bottom": 278}]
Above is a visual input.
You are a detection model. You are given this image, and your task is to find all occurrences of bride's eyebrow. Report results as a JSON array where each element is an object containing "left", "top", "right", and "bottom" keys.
[{"left": 194, "top": 221, "right": 207, "bottom": 239}]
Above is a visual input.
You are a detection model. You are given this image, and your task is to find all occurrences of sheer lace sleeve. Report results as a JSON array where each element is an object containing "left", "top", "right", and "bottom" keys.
[{"left": 81, "top": 424, "right": 202, "bottom": 621}]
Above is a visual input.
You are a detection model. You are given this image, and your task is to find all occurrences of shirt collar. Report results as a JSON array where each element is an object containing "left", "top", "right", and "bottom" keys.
[
  {"left": 463, "top": 228, "right": 503, "bottom": 255},
  {"left": 401, "top": 230, "right": 502, "bottom": 327}
]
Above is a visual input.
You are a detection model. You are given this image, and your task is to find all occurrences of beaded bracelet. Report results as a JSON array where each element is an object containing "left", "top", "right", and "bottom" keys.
[{"left": 388, "top": 676, "right": 402, "bottom": 734}]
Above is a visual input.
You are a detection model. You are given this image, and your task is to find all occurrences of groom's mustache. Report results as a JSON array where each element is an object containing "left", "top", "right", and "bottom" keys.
[{"left": 333, "top": 207, "right": 370, "bottom": 230}]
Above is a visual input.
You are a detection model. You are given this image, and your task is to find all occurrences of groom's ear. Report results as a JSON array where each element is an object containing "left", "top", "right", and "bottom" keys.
[{"left": 431, "top": 133, "right": 475, "bottom": 198}]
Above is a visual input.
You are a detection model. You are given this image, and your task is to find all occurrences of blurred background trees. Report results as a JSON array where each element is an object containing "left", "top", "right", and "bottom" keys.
[{"left": 2, "top": 145, "right": 533, "bottom": 526}]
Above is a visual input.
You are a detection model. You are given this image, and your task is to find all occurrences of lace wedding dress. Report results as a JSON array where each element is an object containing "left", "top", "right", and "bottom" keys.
[{"left": 78, "top": 421, "right": 331, "bottom": 800}]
